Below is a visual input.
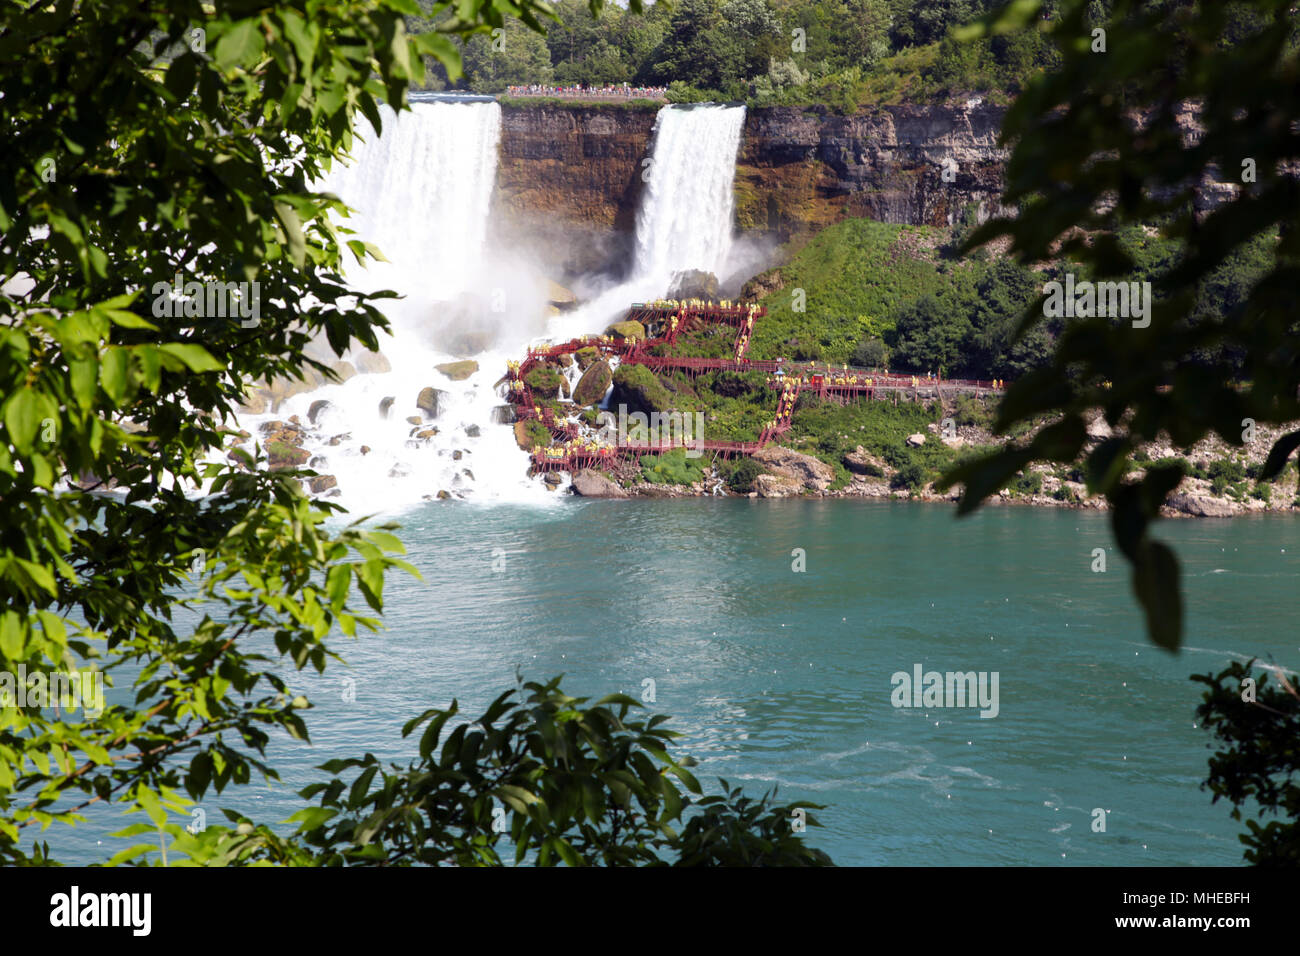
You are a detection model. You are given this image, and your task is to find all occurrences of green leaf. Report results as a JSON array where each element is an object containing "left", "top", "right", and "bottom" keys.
[
  {"left": 214, "top": 19, "right": 265, "bottom": 70},
  {"left": 274, "top": 200, "right": 306, "bottom": 268},
  {"left": 412, "top": 33, "right": 462, "bottom": 81},
  {"left": 1260, "top": 429, "right": 1300, "bottom": 482},
  {"left": 1132, "top": 540, "right": 1182, "bottom": 651},
  {"left": 157, "top": 343, "right": 223, "bottom": 373},
  {"left": 3, "top": 388, "right": 55, "bottom": 455},
  {"left": 99, "top": 347, "right": 131, "bottom": 404},
  {"left": 0, "top": 611, "right": 26, "bottom": 660}
]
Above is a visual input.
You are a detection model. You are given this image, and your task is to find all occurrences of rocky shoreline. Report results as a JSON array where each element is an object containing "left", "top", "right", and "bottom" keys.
[{"left": 563, "top": 419, "right": 1300, "bottom": 519}]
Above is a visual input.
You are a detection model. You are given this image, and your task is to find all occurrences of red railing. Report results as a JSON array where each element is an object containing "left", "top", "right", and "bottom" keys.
[{"left": 508, "top": 302, "right": 1007, "bottom": 472}]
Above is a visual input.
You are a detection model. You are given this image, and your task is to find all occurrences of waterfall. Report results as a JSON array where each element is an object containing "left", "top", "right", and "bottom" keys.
[
  {"left": 232, "top": 98, "right": 552, "bottom": 511},
  {"left": 546, "top": 102, "right": 747, "bottom": 343},
  {"left": 232, "top": 100, "right": 748, "bottom": 512},
  {"left": 633, "top": 104, "right": 748, "bottom": 286},
  {"left": 323, "top": 99, "right": 501, "bottom": 321}
]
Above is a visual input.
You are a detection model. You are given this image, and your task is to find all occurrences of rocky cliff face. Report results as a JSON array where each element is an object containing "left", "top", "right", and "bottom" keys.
[
  {"left": 493, "top": 104, "right": 658, "bottom": 277},
  {"left": 734, "top": 102, "right": 1009, "bottom": 243},
  {"left": 493, "top": 100, "right": 1011, "bottom": 277}
]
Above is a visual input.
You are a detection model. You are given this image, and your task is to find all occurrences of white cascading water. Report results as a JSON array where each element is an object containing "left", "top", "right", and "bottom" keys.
[
  {"left": 634, "top": 104, "right": 748, "bottom": 285},
  {"left": 546, "top": 103, "right": 747, "bottom": 343},
  {"left": 235, "top": 101, "right": 747, "bottom": 513},
  {"left": 233, "top": 99, "right": 552, "bottom": 512}
]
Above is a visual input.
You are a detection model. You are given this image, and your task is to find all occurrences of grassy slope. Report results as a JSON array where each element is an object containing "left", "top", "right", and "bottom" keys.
[{"left": 749, "top": 219, "right": 971, "bottom": 364}]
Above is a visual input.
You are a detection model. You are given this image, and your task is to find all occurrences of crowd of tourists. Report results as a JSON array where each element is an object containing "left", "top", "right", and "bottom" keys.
[{"left": 505, "top": 83, "right": 668, "bottom": 99}]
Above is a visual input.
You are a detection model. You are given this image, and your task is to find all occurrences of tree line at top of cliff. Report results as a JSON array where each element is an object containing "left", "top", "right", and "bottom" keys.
[{"left": 403, "top": 0, "right": 1063, "bottom": 109}]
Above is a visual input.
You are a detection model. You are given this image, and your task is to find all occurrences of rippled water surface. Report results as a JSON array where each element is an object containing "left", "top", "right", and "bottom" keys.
[{"left": 57, "top": 499, "right": 1299, "bottom": 865}]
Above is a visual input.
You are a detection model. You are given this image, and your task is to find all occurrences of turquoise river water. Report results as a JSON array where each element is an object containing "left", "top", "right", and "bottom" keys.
[{"left": 54, "top": 498, "right": 1300, "bottom": 866}]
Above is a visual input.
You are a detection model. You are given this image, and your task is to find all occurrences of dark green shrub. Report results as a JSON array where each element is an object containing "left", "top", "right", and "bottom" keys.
[
  {"left": 851, "top": 336, "right": 889, "bottom": 368},
  {"left": 1010, "top": 471, "right": 1043, "bottom": 496},
  {"left": 725, "top": 457, "right": 764, "bottom": 493},
  {"left": 891, "top": 462, "right": 927, "bottom": 491}
]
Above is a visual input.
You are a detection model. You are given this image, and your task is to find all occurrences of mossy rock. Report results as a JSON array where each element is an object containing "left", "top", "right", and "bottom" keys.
[
  {"left": 435, "top": 359, "right": 479, "bottom": 381},
  {"left": 575, "top": 347, "right": 600, "bottom": 370},
  {"left": 611, "top": 363, "right": 673, "bottom": 415},
  {"left": 573, "top": 360, "right": 612, "bottom": 406},
  {"left": 524, "top": 364, "right": 564, "bottom": 396},
  {"left": 266, "top": 441, "right": 309, "bottom": 470},
  {"left": 605, "top": 319, "right": 645, "bottom": 342},
  {"left": 513, "top": 419, "right": 551, "bottom": 451}
]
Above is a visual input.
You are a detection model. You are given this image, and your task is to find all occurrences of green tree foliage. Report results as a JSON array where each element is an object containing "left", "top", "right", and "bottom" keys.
[
  {"left": 751, "top": 218, "right": 1050, "bottom": 378},
  {"left": 416, "top": 0, "right": 1062, "bottom": 104},
  {"left": 1193, "top": 663, "right": 1300, "bottom": 865},
  {"left": 890, "top": 295, "right": 972, "bottom": 374},
  {"left": 462, "top": 18, "right": 556, "bottom": 91},
  {"left": 0, "top": 0, "right": 830, "bottom": 867},
  {"left": 127, "top": 678, "right": 832, "bottom": 866},
  {"left": 941, "top": 0, "right": 1300, "bottom": 651}
]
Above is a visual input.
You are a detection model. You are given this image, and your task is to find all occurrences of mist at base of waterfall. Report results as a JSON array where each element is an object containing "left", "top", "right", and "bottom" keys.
[{"left": 229, "top": 102, "right": 752, "bottom": 517}]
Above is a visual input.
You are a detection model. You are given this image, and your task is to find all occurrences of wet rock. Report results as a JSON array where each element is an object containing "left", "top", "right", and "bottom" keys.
[
  {"left": 452, "top": 450, "right": 464, "bottom": 460},
  {"left": 571, "top": 469, "right": 628, "bottom": 498},
  {"left": 417, "top": 386, "right": 447, "bottom": 420},
  {"left": 379, "top": 396, "right": 395, "bottom": 419},
  {"left": 288, "top": 415, "right": 302, "bottom": 426},
  {"left": 360, "top": 445, "right": 371, "bottom": 455},
  {"left": 239, "top": 387, "right": 270, "bottom": 415},
  {"left": 574, "top": 347, "right": 599, "bottom": 371},
  {"left": 605, "top": 319, "right": 645, "bottom": 342},
  {"left": 573, "top": 359, "right": 612, "bottom": 406},
  {"left": 752, "top": 445, "right": 835, "bottom": 492},
  {"left": 308, "top": 475, "right": 338, "bottom": 494},
  {"left": 308, "top": 400, "right": 331, "bottom": 425},
  {"left": 436, "top": 489, "right": 451, "bottom": 500},
  {"left": 461, "top": 469, "right": 475, "bottom": 481},
  {"left": 491, "top": 405, "right": 517, "bottom": 425},
  {"left": 328, "top": 360, "right": 357, "bottom": 384},
  {"left": 308, "top": 455, "right": 329, "bottom": 469},
  {"left": 844, "top": 445, "right": 888, "bottom": 477},
  {"left": 435, "top": 360, "right": 479, "bottom": 381},
  {"left": 465, "top": 424, "right": 481, "bottom": 438},
  {"left": 416, "top": 428, "right": 438, "bottom": 440},
  {"left": 547, "top": 278, "right": 577, "bottom": 309},
  {"left": 557, "top": 353, "right": 574, "bottom": 368},
  {"left": 356, "top": 350, "right": 392, "bottom": 375},
  {"left": 389, "top": 464, "right": 411, "bottom": 478},
  {"left": 259, "top": 420, "right": 306, "bottom": 446},
  {"left": 543, "top": 471, "right": 563, "bottom": 486},
  {"left": 327, "top": 433, "right": 350, "bottom": 446},
  {"left": 267, "top": 442, "right": 310, "bottom": 470},
  {"left": 406, "top": 416, "right": 423, "bottom": 426},
  {"left": 667, "top": 269, "right": 720, "bottom": 301},
  {"left": 1168, "top": 493, "right": 1237, "bottom": 517}
]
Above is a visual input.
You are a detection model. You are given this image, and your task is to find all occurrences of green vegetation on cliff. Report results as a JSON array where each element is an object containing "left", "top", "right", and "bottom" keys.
[
  {"left": 748, "top": 219, "right": 1050, "bottom": 379},
  {"left": 406, "top": 0, "right": 1058, "bottom": 106}
]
